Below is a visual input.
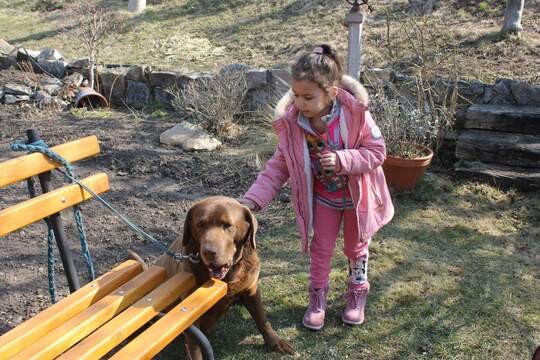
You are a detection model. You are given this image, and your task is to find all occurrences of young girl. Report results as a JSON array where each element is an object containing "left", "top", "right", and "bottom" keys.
[{"left": 239, "top": 44, "right": 394, "bottom": 330}]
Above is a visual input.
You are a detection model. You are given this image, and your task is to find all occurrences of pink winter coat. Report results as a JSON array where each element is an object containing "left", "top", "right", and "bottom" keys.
[{"left": 244, "top": 75, "right": 394, "bottom": 252}]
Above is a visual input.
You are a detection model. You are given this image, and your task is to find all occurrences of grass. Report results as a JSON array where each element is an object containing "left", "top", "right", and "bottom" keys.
[
  {"left": 183, "top": 174, "right": 539, "bottom": 359},
  {"left": 0, "top": 0, "right": 539, "bottom": 82}
]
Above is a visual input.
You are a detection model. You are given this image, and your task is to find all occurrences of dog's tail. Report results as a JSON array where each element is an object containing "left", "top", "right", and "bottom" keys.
[{"left": 127, "top": 249, "right": 148, "bottom": 270}]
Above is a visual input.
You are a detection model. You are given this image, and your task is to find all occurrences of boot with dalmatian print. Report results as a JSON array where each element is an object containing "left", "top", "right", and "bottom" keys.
[{"left": 342, "top": 257, "right": 369, "bottom": 325}]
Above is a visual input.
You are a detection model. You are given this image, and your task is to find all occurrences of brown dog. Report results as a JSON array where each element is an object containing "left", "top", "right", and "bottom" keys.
[{"left": 155, "top": 196, "right": 293, "bottom": 359}]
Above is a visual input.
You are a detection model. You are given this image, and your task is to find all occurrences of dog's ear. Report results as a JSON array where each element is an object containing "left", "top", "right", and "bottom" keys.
[
  {"left": 182, "top": 206, "right": 195, "bottom": 248},
  {"left": 242, "top": 206, "right": 258, "bottom": 250}
]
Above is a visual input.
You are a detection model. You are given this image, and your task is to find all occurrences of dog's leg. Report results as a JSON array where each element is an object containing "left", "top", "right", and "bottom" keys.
[{"left": 241, "top": 289, "right": 294, "bottom": 354}]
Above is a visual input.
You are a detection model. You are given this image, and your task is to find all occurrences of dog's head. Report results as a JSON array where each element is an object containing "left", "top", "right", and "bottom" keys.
[{"left": 182, "top": 196, "right": 257, "bottom": 280}]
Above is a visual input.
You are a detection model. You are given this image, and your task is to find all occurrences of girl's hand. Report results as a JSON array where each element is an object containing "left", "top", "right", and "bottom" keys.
[
  {"left": 237, "top": 198, "right": 259, "bottom": 211},
  {"left": 319, "top": 151, "right": 341, "bottom": 173}
]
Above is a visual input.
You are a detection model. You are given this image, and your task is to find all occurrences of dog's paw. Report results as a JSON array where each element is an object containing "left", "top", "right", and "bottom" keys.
[{"left": 266, "top": 335, "right": 294, "bottom": 354}]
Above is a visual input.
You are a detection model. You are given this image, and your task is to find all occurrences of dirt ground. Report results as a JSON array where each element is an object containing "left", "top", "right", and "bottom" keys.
[{"left": 0, "top": 101, "right": 269, "bottom": 342}]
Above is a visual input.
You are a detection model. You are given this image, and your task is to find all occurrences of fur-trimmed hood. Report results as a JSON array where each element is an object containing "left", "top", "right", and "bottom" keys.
[{"left": 274, "top": 74, "right": 369, "bottom": 119}]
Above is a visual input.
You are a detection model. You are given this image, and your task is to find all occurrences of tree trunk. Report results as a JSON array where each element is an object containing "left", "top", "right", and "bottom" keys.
[
  {"left": 501, "top": 0, "right": 524, "bottom": 34},
  {"left": 128, "top": 0, "right": 146, "bottom": 13}
]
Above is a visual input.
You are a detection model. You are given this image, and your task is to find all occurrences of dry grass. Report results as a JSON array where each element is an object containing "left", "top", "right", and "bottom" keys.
[{"left": 0, "top": 0, "right": 538, "bottom": 82}]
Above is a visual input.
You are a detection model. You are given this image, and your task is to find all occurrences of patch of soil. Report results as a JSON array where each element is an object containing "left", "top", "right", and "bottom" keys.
[{"left": 0, "top": 103, "right": 267, "bottom": 339}]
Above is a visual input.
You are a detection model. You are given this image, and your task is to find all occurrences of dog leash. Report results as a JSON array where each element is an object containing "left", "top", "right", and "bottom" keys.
[{"left": 10, "top": 140, "right": 200, "bottom": 264}]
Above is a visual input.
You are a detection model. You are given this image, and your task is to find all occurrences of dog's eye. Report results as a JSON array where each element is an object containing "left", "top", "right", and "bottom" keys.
[
  {"left": 197, "top": 221, "right": 204, "bottom": 228},
  {"left": 222, "top": 223, "right": 232, "bottom": 229}
]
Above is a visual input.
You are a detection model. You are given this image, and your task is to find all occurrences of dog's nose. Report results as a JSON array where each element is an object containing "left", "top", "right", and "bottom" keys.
[{"left": 202, "top": 245, "right": 218, "bottom": 260}]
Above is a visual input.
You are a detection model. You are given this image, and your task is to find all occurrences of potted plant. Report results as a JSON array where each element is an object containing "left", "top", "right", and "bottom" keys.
[{"left": 369, "top": 78, "right": 456, "bottom": 191}]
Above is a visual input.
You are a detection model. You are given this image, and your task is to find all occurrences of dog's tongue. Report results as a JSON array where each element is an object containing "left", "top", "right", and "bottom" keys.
[{"left": 209, "top": 265, "right": 229, "bottom": 279}]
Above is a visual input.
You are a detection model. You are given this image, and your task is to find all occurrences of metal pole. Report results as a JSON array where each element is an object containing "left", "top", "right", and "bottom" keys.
[
  {"left": 26, "top": 129, "right": 81, "bottom": 292},
  {"left": 185, "top": 325, "right": 214, "bottom": 360},
  {"left": 345, "top": 8, "right": 365, "bottom": 80}
]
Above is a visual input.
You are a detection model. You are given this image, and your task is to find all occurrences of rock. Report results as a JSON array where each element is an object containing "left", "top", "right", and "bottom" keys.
[
  {"left": 69, "top": 58, "right": 90, "bottom": 69},
  {"left": 126, "top": 81, "right": 150, "bottom": 108},
  {"left": 36, "top": 60, "right": 68, "bottom": 78},
  {"left": 0, "top": 89, "right": 3, "bottom": 103},
  {"left": 154, "top": 87, "right": 175, "bottom": 110},
  {"left": 4, "top": 94, "right": 30, "bottom": 104},
  {"left": 0, "top": 55, "right": 16, "bottom": 70},
  {"left": 509, "top": 80, "right": 540, "bottom": 106},
  {"left": 33, "top": 90, "right": 54, "bottom": 107},
  {"left": 0, "top": 38, "right": 15, "bottom": 55},
  {"left": 126, "top": 65, "right": 150, "bottom": 82},
  {"left": 99, "top": 67, "right": 128, "bottom": 103},
  {"left": 16, "top": 48, "right": 40, "bottom": 62},
  {"left": 246, "top": 69, "right": 270, "bottom": 89},
  {"left": 4, "top": 83, "right": 33, "bottom": 96},
  {"left": 270, "top": 68, "right": 291, "bottom": 95},
  {"left": 148, "top": 71, "right": 179, "bottom": 89},
  {"left": 489, "top": 79, "right": 514, "bottom": 105},
  {"left": 39, "top": 78, "right": 63, "bottom": 95},
  {"left": 37, "top": 48, "right": 64, "bottom": 61},
  {"left": 160, "top": 122, "right": 222, "bottom": 151},
  {"left": 63, "top": 72, "right": 84, "bottom": 87}
]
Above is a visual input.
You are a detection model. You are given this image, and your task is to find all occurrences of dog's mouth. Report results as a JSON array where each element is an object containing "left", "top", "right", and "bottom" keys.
[{"left": 208, "top": 263, "right": 231, "bottom": 280}]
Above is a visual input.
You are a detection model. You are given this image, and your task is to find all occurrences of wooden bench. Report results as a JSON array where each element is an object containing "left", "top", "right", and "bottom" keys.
[{"left": 0, "top": 132, "right": 227, "bottom": 359}]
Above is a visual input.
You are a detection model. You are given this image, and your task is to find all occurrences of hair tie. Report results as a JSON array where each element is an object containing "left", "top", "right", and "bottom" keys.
[{"left": 313, "top": 46, "right": 323, "bottom": 55}]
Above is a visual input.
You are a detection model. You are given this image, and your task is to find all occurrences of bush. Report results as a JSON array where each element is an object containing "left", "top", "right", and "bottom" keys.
[
  {"left": 32, "top": 0, "right": 72, "bottom": 11},
  {"left": 171, "top": 66, "right": 249, "bottom": 139}
]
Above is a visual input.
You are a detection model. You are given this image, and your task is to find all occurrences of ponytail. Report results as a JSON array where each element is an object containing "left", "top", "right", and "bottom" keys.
[{"left": 291, "top": 44, "right": 344, "bottom": 91}]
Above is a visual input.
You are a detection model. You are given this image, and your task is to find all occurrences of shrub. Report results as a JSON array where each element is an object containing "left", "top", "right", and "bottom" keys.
[{"left": 170, "top": 66, "right": 249, "bottom": 139}]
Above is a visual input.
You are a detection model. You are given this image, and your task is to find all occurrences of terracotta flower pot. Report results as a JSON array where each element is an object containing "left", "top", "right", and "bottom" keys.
[{"left": 382, "top": 145, "right": 434, "bottom": 191}]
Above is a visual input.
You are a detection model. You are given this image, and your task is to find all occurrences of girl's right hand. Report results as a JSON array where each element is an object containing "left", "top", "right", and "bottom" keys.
[{"left": 237, "top": 198, "right": 259, "bottom": 211}]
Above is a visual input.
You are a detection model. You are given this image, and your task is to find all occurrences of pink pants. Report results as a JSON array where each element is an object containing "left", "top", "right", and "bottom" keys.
[{"left": 309, "top": 200, "right": 369, "bottom": 289}]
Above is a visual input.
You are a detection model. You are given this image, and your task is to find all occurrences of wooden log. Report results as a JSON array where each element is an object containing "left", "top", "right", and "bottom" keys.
[
  {"left": 455, "top": 160, "right": 540, "bottom": 189},
  {"left": 456, "top": 130, "right": 540, "bottom": 168},
  {"left": 0, "top": 135, "right": 100, "bottom": 188},
  {"left": 465, "top": 105, "right": 540, "bottom": 135},
  {"left": 0, "top": 260, "right": 142, "bottom": 360},
  {"left": 0, "top": 173, "right": 110, "bottom": 236}
]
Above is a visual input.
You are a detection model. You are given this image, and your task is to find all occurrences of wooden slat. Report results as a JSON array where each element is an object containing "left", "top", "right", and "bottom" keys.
[
  {"left": 11, "top": 266, "right": 167, "bottom": 360},
  {"left": 110, "top": 279, "right": 227, "bottom": 360},
  {"left": 0, "top": 173, "right": 109, "bottom": 237},
  {"left": 0, "top": 260, "right": 142, "bottom": 360},
  {"left": 58, "top": 271, "right": 196, "bottom": 360},
  {"left": 0, "top": 135, "right": 100, "bottom": 188}
]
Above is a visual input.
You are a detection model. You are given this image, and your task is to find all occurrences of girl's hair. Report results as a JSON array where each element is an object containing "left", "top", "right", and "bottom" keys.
[{"left": 291, "top": 44, "right": 344, "bottom": 91}]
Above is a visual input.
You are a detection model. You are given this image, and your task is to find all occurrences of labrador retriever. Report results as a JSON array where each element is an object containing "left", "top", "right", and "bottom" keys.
[{"left": 155, "top": 196, "right": 293, "bottom": 359}]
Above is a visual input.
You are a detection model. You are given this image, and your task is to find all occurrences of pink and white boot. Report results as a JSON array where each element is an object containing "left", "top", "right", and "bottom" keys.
[
  {"left": 302, "top": 286, "right": 328, "bottom": 330},
  {"left": 342, "top": 257, "right": 369, "bottom": 325}
]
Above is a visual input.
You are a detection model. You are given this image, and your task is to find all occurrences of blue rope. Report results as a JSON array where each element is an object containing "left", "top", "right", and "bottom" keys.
[
  {"left": 26, "top": 176, "right": 58, "bottom": 302},
  {"left": 10, "top": 140, "right": 96, "bottom": 302}
]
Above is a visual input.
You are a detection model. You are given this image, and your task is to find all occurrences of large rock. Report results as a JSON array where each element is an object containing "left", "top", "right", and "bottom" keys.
[
  {"left": 16, "top": 48, "right": 40, "bottom": 62},
  {"left": 0, "top": 38, "right": 15, "bottom": 55},
  {"left": 32, "top": 90, "right": 54, "bottom": 107},
  {"left": 99, "top": 67, "right": 128, "bottom": 103},
  {"left": 154, "top": 87, "right": 175, "bottom": 110},
  {"left": 37, "top": 48, "right": 64, "bottom": 61},
  {"left": 160, "top": 122, "right": 222, "bottom": 151},
  {"left": 4, "top": 94, "right": 30, "bottom": 104},
  {"left": 126, "top": 81, "right": 150, "bottom": 108},
  {"left": 509, "top": 80, "right": 540, "bottom": 106},
  {"left": 36, "top": 60, "right": 68, "bottom": 78},
  {"left": 4, "top": 83, "right": 33, "bottom": 96},
  {"left": 126, "top": 65, "right": 150, "bottom": 82},
  {"left": 39, "top": 78, "right": 63, "bottom": 96},
  {"left": 246, "top": 69, "right": 270, "bottom": 89},
  {"left": 148, "top": 71, "right": 179, "bottom": 89}
]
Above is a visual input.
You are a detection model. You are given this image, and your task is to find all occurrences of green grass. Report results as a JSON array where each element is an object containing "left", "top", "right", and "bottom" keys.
[{"left": 177, "top": 175, "right": 539, "bottom": 359}]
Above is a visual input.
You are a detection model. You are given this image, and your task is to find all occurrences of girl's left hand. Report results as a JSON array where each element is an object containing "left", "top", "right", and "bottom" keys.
[{"left": 319, "top": 151, "right": 341, "bottom": 172}]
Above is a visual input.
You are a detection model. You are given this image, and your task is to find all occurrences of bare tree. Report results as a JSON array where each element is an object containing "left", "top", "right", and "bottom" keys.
[
  {"left": 63, "top": 1, "right": 120, "bottom": 89},
  {"left": 501, "top": 0, "right": 525, "bottom": 34}
]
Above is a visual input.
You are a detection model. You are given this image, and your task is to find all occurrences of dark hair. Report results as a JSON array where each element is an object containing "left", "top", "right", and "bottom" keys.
[{"left": 291, "top": 44, "right": 344, "bottom": 91}]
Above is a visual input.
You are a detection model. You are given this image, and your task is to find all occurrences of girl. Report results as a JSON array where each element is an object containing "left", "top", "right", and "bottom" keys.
[{"left": 239, "top": 44, "right": 394, "bottom": 330}]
